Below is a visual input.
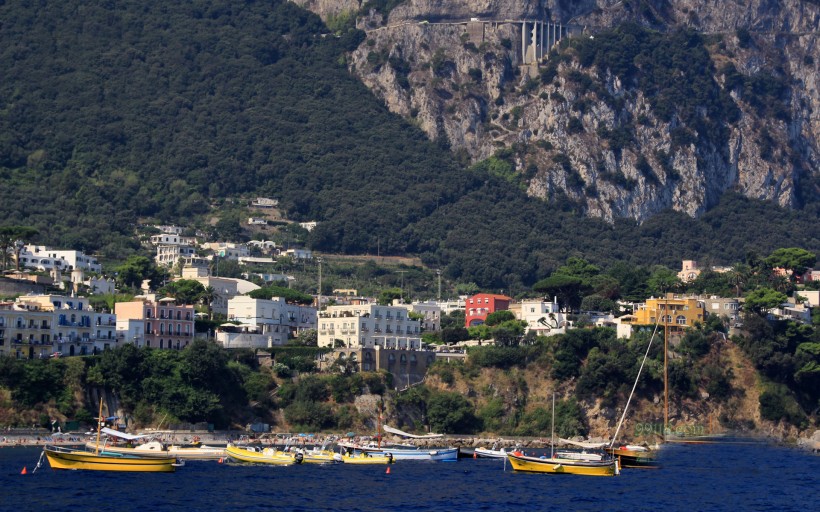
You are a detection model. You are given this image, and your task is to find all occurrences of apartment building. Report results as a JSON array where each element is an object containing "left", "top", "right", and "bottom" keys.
[{"left": 318, "top": 304, "right": 421, "bottom": 350}]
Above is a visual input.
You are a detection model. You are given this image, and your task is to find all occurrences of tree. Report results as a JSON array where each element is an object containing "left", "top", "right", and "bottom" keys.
[
  {"left": 646, "top": 265, "right": 681, "bottom": 296},
  {"left": 743, "top": 287, "right": 788, "bottom": 315},
  {"left": 0, "top": 226, "right": 39, "bottom": 270},
  {"left": 160, "top": 279, "right": 206, "bottom": 305},
  {"left": 765, "top": 248, "right": 817, "bottom": 283},
  {"left": 115, "top": 255, "right": 164, "bottom": 291},
  {"left": 727, "top": 263, "right": 752, "bottom": 296},
  {"left": 533, "top": 275, "right": 583, "bottom": 311},
  {"left": 426, "top": 391, "right": 480, "bottom": 434},
  {"left": 485, "top": 310, "right": 515, "bottom": 326}
]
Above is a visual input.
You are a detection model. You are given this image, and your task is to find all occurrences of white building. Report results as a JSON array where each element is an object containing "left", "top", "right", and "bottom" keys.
[
  {"left": 180, "top": 266, "right": 260, "bottom": 317},
  {"left": 318, "top": 304, "right": 422, "bottom": 350},
  {"left": 247, "top": 240, "right": 278, "bottom": 253},
  {"left": 299, "top": 221, "right": 318, "bottom": 232},
  {"left": 513, "top": 298, "right": 570, "bottom": 336},
  {"left": 149, "top": 234, "right": 197, "bottom": 246},
  {"left": 153, "top": 225, "right": 184, "bottom": 235},
  {"left": 408, "top": 300, "right": 441, "bottom": 332},
  {"left": 284, "top": 248, "right": 312, "bottom": 260},
  {"left": 436, "top": 297, "right": 466, "bottom": 314},
  {"left": 19, "top": 245, "right": 101, "bottom": 273},
  {"left": 217, "top": 296, "right": 316, "bottom": 349},
  {"left": 201, "top": 242, "right": 250, "bottom": 260},
  {"left": 251, "top": 197, "right": 278, "bottom": 208},
  {"left": 248, "top": 218, "right": 268, "bottom": 226},
  {"left": 155, "top": 244, "right": 196, "bottom": 267}
]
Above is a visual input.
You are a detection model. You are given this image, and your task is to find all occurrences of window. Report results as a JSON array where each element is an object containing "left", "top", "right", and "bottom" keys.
[{"left": 676, "top": 315, "right": 686, "bottom": 325}]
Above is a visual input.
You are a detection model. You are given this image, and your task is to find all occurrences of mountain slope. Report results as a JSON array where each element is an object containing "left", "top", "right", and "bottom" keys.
[{"left": 0, "top": 0, "right": 817, "bottom": 289}]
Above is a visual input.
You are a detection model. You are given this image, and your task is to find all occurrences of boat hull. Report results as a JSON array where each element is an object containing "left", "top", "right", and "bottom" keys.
[
  {"left": 45, "top": 446, "right": 176, "bottom": 472},
  {"left": 507, "top": 453, "right": 617, "bottom": 476},
  {"left": 474, "top": 448, "right": 508, "bottom": 459},
  {"left": 606, "top": 447, "right": 658, "bottom": 468},
  {"left": 226, "top": 445, "right": 302, "bottom": 465},
  {"left": 341, "top": 453, "right": 395, "bottom": 464},
  {"left": 363, "top": 447, "right": 458, "bottom": 461},
  {"left": 168, "top": 445, "right": 227, "bottom": 460}
]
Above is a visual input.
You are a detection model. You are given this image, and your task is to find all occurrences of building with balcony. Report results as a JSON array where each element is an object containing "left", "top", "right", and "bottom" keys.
[
  {"left": 465, "top": 293, "right": 512, "bottom": 327},
  {"left": 0, "top": 295, "right": 117, "bottom": 358},
  {"left": 149, "top": 234, "right": 197, "bottom": 246},
  {"left": 617, "top": 294, "right": 705, "bottom": 339},
  {"left": 217, "top": 296, "right": 316, "bottom": 349},
  {"left": 18, "top": 245, "right": 101, "bottom": 273},
  {"left": 155, "top": 244, "right": 197, "bottom": 267},
  {"left": 407, "top": 301, "right": 441, "bottom": 332},
  {"left": 318, "top": 304, "right": 422, "bottom": 350},
  {"left": 510, "top": 297, "right": 570, "bottom": 336},
  {"left": 115, "top": 296, "right": 195, "bottom": 350}
]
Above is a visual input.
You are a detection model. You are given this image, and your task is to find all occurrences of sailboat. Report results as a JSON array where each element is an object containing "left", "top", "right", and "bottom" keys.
[
  {"left": 506, "top": 393, "right": 619, "bottom": 476},
  {"left": 44, "top": 398, "right": 178, "bottom": 472}
]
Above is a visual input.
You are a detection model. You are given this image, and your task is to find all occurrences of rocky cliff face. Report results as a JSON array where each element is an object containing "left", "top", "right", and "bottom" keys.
[{"left": 295, "top": 0, "right": 820, "bottom": 222}]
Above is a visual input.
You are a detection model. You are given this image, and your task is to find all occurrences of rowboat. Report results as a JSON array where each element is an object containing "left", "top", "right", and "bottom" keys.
[
  {"left": 44, "top": 399, "right": 178, "bottom": 472},
  {"left": 506, "top": 451, "right": 618, "bottom": 476},
  {"left": 474, "top": 446, "right": 509, "bottom": 459},
  {"left": 44, "top": 445, "right": 177, "bottom": 472},
  {"left": 225, "top": 445, "right": 303, "bottom": 465}
]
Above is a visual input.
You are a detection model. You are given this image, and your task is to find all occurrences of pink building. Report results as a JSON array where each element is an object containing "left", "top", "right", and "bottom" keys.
[{"left": 115, "top": 297, "right": 195, "bottom": 350}]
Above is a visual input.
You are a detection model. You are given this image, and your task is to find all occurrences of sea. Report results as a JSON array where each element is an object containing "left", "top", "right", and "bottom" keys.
[{"left": 1, "top": 440, "right": 818, "bottom": 512}]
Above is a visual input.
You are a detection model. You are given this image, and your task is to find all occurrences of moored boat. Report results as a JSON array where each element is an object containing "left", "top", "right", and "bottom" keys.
[
  {"left": 44, "top": 398, "right": 178, "bottom": 473},
  {"left": 606, "top": 445, "right": 658, "bottom": 468},
  {"left": 44, "top": 445, "right": 177, "bottom": 472},
  {"left": 338, "top": 441, "right": 458, "bottom": 461},
  {"left": 226, "top": 444, "right": 303, "bottom": 465},
  {"left": 340, "top": 451, "right": 395, "bottom": 464},
  {"left": 506, "top": 452, "right": 618, "bottom": 476}
]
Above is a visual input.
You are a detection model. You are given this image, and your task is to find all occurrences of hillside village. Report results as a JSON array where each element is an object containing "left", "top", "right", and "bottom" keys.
[{"left": 1, "top": 216, "right": 818, "bottom": 394}]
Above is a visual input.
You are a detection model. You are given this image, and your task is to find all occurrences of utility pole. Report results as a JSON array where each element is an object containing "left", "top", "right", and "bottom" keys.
[
  {"left": 397, "top": 270, "right": 408, "bottom": 302},
  {"left": 317, "top": 257, "right": 323, "bottom": 311}
]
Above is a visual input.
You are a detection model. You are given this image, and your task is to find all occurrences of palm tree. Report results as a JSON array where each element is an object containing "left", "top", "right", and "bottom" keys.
[
  {"left": 0, "top": 226, "right": 39, "bottom": 271},
  {"left": 201, "top": 286, "right": 216, "bottom": 320},
  {"left": 727, "top": 263, "right": 751, "bottom": 297}
]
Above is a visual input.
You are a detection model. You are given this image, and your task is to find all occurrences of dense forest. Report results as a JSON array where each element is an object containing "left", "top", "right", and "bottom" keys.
[{"left": 1, "top": 0, "right": 818, "bottom": 290}]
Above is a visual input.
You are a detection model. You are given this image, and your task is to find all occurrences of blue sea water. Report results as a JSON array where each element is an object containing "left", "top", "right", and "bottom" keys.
[{"left": 1, "top": 441, "right": 818, "bottom": 512}]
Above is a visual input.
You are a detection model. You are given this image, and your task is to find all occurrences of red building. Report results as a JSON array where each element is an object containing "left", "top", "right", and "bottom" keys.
[{"left": 465, "top": 293, "right": 512, "bottom": 327}]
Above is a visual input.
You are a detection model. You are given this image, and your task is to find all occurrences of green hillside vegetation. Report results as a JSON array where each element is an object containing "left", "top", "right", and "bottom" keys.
[
  {"left": 2, "top": 300, "right": 817, "bottom": 436},
  {"left": 1, "top": 1, "right": 818, "bottom": 292}
]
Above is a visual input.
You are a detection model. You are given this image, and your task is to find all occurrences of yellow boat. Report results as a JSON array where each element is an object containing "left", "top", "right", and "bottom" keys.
[
  {"left": 225, "top": 445, "right": 303, "bottom": 465},
  {"left": 44, "top": 398, "right": 177, "bottom": 472},
  {"left": 298, "top": 447, "right": 342, "bottom": 464},
  {"left": 507, "top": 452, "right": 619, "bottom": 476},
  {"left": 44, "top": 445, "right": 177, "bottom": 472},
  {"left": 340, "top": 451, "right": 395, "bottom": 464}
]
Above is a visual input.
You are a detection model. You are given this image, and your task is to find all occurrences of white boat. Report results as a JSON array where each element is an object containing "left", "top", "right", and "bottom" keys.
[{"left": 337, "top": 441, "right": 458, "bottom": 461}]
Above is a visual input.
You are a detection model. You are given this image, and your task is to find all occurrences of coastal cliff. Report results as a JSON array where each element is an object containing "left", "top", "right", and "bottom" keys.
[{"left": 295, "top": 0, "right": 820, "bottom": 223}]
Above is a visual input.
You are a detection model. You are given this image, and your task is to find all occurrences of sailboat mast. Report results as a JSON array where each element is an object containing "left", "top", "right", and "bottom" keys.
[
  {"left": 664, "top": 296, "right": 669, "bottom": 435},
  {"left": 95, "top": 397, "right": 103, "bottom": 455},
  {"left": 550, "top": 392, "right": 555, "bottom": 459}
]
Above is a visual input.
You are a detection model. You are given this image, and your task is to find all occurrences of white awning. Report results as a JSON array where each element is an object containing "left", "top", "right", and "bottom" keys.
[
  {"left": 383, "top": 425, "right": 444, "bottom": 439},
  {"left": 100, "top": 427, "right": 151, "bottom": 441},
  {"left": 559, "top": 438, "right": 609, "bottom": 449}
]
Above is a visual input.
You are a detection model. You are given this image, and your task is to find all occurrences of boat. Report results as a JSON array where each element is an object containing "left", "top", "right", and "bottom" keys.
[
  {"left": 337, "top": 440, "right": 459, "bottom": 461},
  {"left": 44, "top": 398, "right": 178, "bottom": 472},
  {"left": 225, "top": 444, "right": 303, "bottom": 465},
  {"left": 87, "top": 428, "right": 227, "bottom": 460},
  {"left": 605, "top": 444, "right": 658, "bottom": 468},
  {"left": 297, "top": 446, "right": 343, "bottom": 464},
  {"left": 506, "top": 451, "right": 618, "bottom": 476},
  {"left": 339, "top": 451, "right": 395, "bottom": 464},
  {"left": 506, "top": 393, "right": 619, "bottom": 477},
  {"left": 474, "top": 442, "right": 516, "bottom": 459}
]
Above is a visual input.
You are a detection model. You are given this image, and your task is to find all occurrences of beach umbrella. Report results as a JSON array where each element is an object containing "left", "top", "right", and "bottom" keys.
[{"left": 346, "top": 432, "right": 356, "bottom": 438}]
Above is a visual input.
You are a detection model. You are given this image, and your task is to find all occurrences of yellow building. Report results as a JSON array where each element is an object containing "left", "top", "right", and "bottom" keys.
[{"left": 619, "top": 294, "right": 704, "bottom": 338}]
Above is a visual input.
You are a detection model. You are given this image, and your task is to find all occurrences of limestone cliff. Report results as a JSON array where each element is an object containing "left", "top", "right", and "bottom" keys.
[{"left": 294, "top": 0, "right": 820, "bottom": 222}]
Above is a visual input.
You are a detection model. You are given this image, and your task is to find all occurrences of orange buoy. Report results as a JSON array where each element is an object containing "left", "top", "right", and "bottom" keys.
[
  {"left": 386, "top": 467, "right": 391, "bottom": 474},
  {"left": 218, "top": 458, "right": 224, "bottom": 464},
  {"left": 473, "top": 452, "right": 477, "bottom": 459},
  {"left": 21, "top": 467, "right": 27, "bottom": 475}
]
